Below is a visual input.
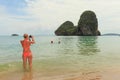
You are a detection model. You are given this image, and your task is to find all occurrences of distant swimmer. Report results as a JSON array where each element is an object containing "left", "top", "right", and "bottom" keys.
[
  {"left": 51, "top": 41, "right": 53, "bottom": 44},
  {"left": 58, "top": 41, "right": 61, "bottom": 44},
  {"left": 58, "top": 38, "right": 61, "bottom": 44},
  {"left": 20, "top": 34, "right": 35, "bottom": 71}
]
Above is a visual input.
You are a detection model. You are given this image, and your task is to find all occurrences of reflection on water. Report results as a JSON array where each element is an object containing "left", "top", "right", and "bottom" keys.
[
  {"left": 22, "top": 71, "right": 33, "bottom": 80},
  {"left": 77, "top": 36, "right": 100, "bottom": 56},
  {"left": 58, "top": 37, "right": 77, "bottom": 55}
]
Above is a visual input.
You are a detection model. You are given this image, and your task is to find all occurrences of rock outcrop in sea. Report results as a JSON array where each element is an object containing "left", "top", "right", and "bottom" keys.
[
  {"left": 55, "top": 21, "right": 77, "bottom": 36},
  {"left": 11, "top": 34, "right": 19, "bottom": 36},
  {"left": 55, "top": 10, "right": 101, "bottom": 36}
]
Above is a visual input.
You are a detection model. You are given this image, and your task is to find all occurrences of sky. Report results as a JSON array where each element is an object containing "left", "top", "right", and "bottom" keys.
[{"left": 0, "top": 0, "right": 120, "bottom": 35}]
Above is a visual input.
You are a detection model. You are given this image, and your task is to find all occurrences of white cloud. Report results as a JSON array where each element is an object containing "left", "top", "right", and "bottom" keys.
[
  {"left": 0, "top": 5, "right": 45, "bottom": 35},
  {"left": 0, "top": 0, "right": 120, "bottom": 35},
  {"left": 24, "top": 0, "right": 120, "bottom": 34}
]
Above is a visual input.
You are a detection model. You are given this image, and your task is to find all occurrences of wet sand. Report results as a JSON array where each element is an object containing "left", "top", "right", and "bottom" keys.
[{"left": 1, "top": 67, "right": 120, "bottom": 80}]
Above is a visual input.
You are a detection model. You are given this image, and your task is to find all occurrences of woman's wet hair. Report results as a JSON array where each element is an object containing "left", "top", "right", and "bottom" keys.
[{"left": 23, "top": 34, "right": 28, "bottom": 38}]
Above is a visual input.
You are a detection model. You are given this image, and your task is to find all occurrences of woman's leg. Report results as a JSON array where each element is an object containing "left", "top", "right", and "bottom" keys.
[
  {"left": 28, "top": 55, "right": 32, "bottom": 71},
  {"left": 22, "top": 55, "right": 27, "bottom": 71}
]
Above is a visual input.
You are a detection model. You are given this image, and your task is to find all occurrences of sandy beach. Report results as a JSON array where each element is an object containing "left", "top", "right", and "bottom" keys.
[
  {"left": 0, "top": 71, "right": 120, "bottom": 80},
  {"left": 1, "top": 66, "right": 120, "bottom": 80}
]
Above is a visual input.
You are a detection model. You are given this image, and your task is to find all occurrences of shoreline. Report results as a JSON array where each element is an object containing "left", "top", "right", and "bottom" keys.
[
  {"left": 1, "top": 66, "right": 120, "bottom": 80},
  {"left": 1, "top": 71, "right": 120, "bottom": 80},
  {"left": 1, "top": 60, "right": 120, "bottom": 80}
]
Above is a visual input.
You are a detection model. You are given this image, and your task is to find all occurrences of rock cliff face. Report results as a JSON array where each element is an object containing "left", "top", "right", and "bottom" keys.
[
  {"left": 55, "top": 10, "right": 101, "bottom": 36},
  {"left": 77, "top": 11, "right": 100, "bottom": 36},
  {"left": 55, "top": 21, "right": 77, "bottom": 36}
]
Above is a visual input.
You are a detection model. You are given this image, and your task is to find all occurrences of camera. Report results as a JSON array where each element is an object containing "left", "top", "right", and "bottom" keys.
[{"left": 29, "top": 35, "right": 32, "bottom": 38}]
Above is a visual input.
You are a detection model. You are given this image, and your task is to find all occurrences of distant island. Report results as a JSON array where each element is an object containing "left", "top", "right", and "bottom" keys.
[
  {"left": 55, "top": 10, "right": 101, "bottom": 36},
  {"left": 11, "top": 34, "right": 19, "bottom": 36},
  {"left": 102, "top": 33, "right": 120, "bottom": 36}
]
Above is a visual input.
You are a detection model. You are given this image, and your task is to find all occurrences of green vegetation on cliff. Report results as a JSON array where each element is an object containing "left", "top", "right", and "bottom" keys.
[
  {"left": 55, "top": 10, "right": 101, "bottom": 36},
  {"left": 55, "top": 21, "right": 77, "bottom": 36},
  {"left": 78, "top": 10, "right": 100, "bottom": 36}
]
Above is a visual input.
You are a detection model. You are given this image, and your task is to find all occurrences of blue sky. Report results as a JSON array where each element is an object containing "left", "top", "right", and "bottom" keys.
[
  {"left": 0, "top": 0, "right": 120, "bottom": 35},
  {"left": 0, "top": 0, "right": 26, "bottom": 15}
]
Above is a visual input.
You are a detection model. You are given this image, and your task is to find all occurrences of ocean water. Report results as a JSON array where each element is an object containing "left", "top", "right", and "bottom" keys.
[{"left": 0, "top": 36, "right": 120, "bottom": 79}]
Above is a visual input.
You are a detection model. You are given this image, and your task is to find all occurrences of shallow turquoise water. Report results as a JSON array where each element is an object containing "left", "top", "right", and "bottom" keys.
[{"left": 0, "top": 36, "right": 120, "bottom": 75}]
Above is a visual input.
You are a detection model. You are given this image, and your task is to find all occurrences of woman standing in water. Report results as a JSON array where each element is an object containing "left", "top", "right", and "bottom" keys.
[{"left": 20, "top": 34, "right": 35, "bottom": 71}]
